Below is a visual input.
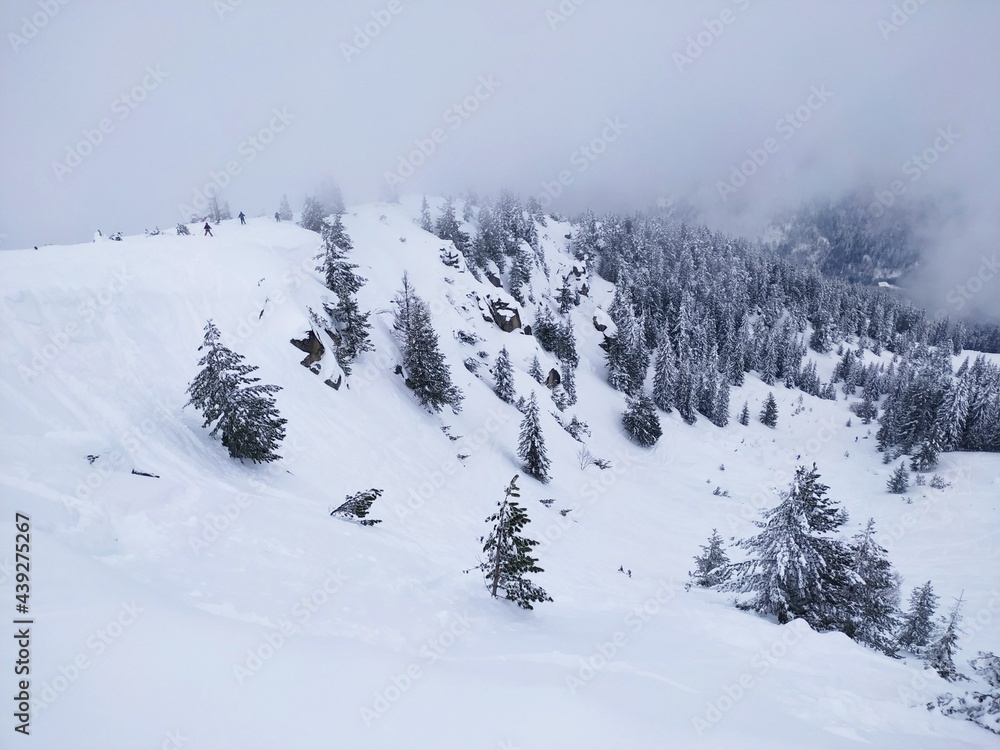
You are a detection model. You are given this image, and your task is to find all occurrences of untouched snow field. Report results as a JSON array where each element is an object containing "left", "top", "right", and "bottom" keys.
[{"left": 1, "top": 200, "right": 997, "bottom": 749}]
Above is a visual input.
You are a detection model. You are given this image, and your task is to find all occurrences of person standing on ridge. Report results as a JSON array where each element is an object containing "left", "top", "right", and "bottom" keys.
[
  {"left": 204, "top": 222, "right": 213, "bottom": 237},
  {"left": 238, "top": 211, "right": 246, "bottom": 225},
  {"left": 274, "top": 211, "right": 281, "bottom": 222}
]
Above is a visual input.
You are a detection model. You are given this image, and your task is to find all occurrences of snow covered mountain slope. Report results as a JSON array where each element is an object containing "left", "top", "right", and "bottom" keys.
[{"left": 1, "top": 199, "right": 997, "bottom": 749}]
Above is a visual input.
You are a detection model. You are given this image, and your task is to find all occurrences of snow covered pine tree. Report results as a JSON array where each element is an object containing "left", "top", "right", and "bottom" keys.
[
  {"left": 925, "top": 593, "right": 967, "bottom": 681},
  {"left": 393, "top": 273, "right": 464, "bottom": 413},
  {"left": 725, "top": 464, "right": 853, "bottom": 632},
  {"left": 690, "top": 529, "right": 730, "bottom": 587},
  {"left": 299, "top": 195, "right": 326, "bottom": 233},
  {"left": 517, "top": 391, "right": 550, "bottom": 483},
  {"left": 760, "top": 392, "right": 779, "bottom": 428},
  {"left": 493, "top": 347, "right": 515, "bottom": 403},
  {"left": 317, "top": 214, "right": 373, "bottom": 375},
  {"left": 887, "top": 463, "right": 910, "bottom": 493},
  {"left": 846, "top": 518, "right": 900, "bottom": 655},
  {"left": 186, "top": 320, "right": 286, "bottom": 463},
  {"left": 897, "top": 580, "right": 939, "bottom": 654},
  {"left": 738, "top": 401, "right": 750, "bottom": 426},
  {"left": 479, "top": 475, "right": 551, "bottom": 609},
  {"left": 622, "top": 390, "right": 662, "bottom": 447}
]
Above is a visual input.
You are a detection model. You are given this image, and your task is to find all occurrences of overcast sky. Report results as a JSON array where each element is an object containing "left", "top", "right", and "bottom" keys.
[{"left": 2, "top": 0, "right": 998, "bottom": 318}]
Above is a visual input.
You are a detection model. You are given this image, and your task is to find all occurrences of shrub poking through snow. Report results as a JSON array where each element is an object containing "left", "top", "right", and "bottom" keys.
[{"left": 331, "top": 489, "right": 383, "bottom": 526}]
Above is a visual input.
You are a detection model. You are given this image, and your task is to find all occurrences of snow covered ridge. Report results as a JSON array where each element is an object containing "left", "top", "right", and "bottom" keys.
[{"left": 0, "top": 192, "right": 998, "bottom": 749}]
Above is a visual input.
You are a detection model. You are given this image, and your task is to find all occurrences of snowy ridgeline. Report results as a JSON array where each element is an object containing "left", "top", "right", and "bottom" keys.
[{"left": 0, "top": 192, "right": 998, "bottom": 749}]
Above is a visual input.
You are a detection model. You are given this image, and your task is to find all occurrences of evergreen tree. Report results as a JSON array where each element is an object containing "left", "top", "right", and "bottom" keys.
[
  {"left": 525, "top": 195, "right": 546, "bottom": 226},
  {"left": 185, "top": 321, "right": 286, "bottom": 463},
  {"left": 910, "top": 428, "right": 941, "bottom": 473},
  {"left": 479, "top": 475, "right": 551, "bottom": 609},
  {"left": 652, "top": 334, "right": 677, "bottom": 413},
  {"left": 887, "top": 463, "right": 909, "bottom": 493},
  {"left": 493, "top": 347, "right": 515, "bottom": 403},
  {"left": 622, "top": 390, "right": 662, "bottom": 447},
  {"left": 554, "top": 318, "right": 579, "bottom": 369},
  {"left": 317, "top": 214, "right": 373, "bottom": 373},
  {"left": 419, "top": 195, "right": 433, "bottom": 232},
  {"left": 186, "top": 320, "right": 239, "bottom": 432},
  {"left": 738, "top": 401, "right": 750, "bottom": 426},
  {"left": 847, "top": 519, "right": 900, "bottom": 655},
  {"left": 529, "top": 355, "right": 544, "bottom": 384},
  {"left": 561, "top": 361, "right": 577, "bottom": 406},
  {"left": 725, "top": 465, "right": 853, "bottom": 631},
  {"left": 674, "top": 355, "right": 699, "bottom": 424},
  {"left": 278, "top": 194, "right": 293, "bottom": 221},
  {"left": 925, "top": 593, "right": 967, "bottom": 681},
  {"left": 556, "top": 277, "right": 575, "bottom": 314},
  {"left": 392, "top": 274, "right": 464, "bottom": 413},
  {"left": 207, "top": 195, "right": 223, "bottom": 223},
  {"left": 315, "top": 178, "right": 345, "bottom": 217},
  {"left": 810, "top": 311, "right": 835, "bottom": 353},
  {"left": 606, "top": 303, "right": 646, "bottom": 395},
  {"left": 897, "top": 581, "right": 939, "bottom": 653},
  {"left": 532, "top": 307, "right": 560, "bottom": 354},
  {"left": 518, "top": 391, "right": 550, "bottom": 483},
  {"left": 508, "top": 246, "right": 533, "bottom": 304},
  {"left": 711, "top": 375, "right": 731, "bottom": 427},
  {"left": 551, "top": 384, "right": 569, "bottom": 412},
  {"left": 855, "top": 394, "right": 878, "bottom": 425},
  {"left": 434, "top": 196, "right": 469, "bottom": 253},
  {"left": 759, "top": 392, "right": 778, "bottom": 428},
  {"left": 691, "top": 529, "right": 731, "bottom": 587},
  {"left": 473, "top": 205, "right": 504, "bottom": 273},
  {"left": 300, "top": 195, "right": 326, "bottom": 232}
]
